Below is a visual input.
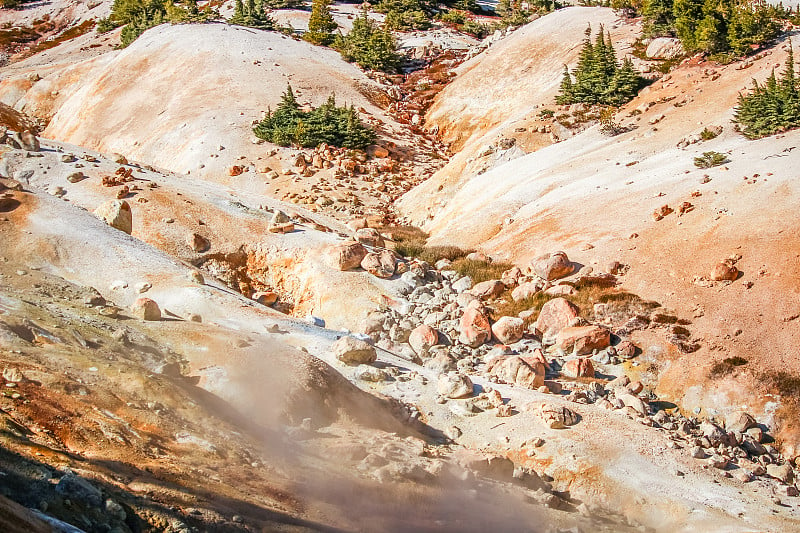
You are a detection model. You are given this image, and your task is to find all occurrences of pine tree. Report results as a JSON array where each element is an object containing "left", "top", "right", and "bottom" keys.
[
  {"left": 734, "top": 48, "right": 800, "bottom": 138},
  {"left": 333, "top": 6, "right": 400, "bottom": 72},
  {"left": 305, "top": 0, "right": 338, "bottom": 45},
  {"left": 556, "top": 26, "right": 644, "bottom": 106}
]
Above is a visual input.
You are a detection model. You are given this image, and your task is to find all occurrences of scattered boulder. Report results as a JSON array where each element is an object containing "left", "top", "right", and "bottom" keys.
[
  {"left": 766, "top": 464, "right": 795, "bottom": 485},
  {"left": 130, "top": 298, "right": 161, "bottom": 321},
  {"left": 452, "top": 276, "right": 473, "bottom": 293},
  {"left": 355, "top": 228, "right": 385, "bottom": 248},
  {"left": 491, "top": 316, "right": 524, "bottom": 344},
  {"left": 356, "top": 365, "right": 388, "bottom": 382},
  {"left": 332, "top": 336, "right": 377, "bottom": 365},
  {"left": 645, "top": 37, "right": 685, "bottom": 60},
  {"left": 532, "top": 251, "right": 574, "bottom": 281},
  {"left": 187, "top": 232, "right": 210, "bottom": 252},
  {"left": 534, "top": 298, "right": 579, "bottom": 337},
  {"left": 437, "top": 373, "right": 474, "bottom": 399},
  {"left": 252, "top": 291, "right": 278, "bottom": 306},
  {"left": 94, "top": 199, "right": 132, "bottom": 234},
  {"left": 544, "top": 285, "right": 576, "bottom": 296},
  {"left": 556, "top": 325, "right": 610, "bottom": 355},
  {"left": 408, "top": 324, "right": 439, "bottom": 356},
  {"left": 614, "top": 340, "right": 637, "bottom": 359},
  {"left": 361, "top": 250, "right": 396, "bottom": 278},
  {"left": 617, "top": 393, "right": 648, "bottom": 416},
  {"left": 268, "top": 210, "right": 294, "bottom": 233},
  {"left": 536, "top": 403, "right": 579, "bottom": 429},
  {"left": 470, "top": 279, "right": 505, "bottom": 300},
  {"left": 326, "top": 241, "right": 368, "bottom": 271},
  {"left": 66, "top": 171, "right": 85, "bottom": 183},
  {"left": 561, "top": 358, "right": 595, "bottom": 378},
  {"left": 725, "top": 411, "right": 757, "bottom": 434},
  {"left": 710, "top": 261, "right": 738, "bottom": 281},
  {"left": 488, "top": 356, "right": 545, "bottom": 389},
  {"left": 459, "top": 300, "right": 491, "bottom": 347},
  {"left": 16, "top": 130, "right": 40, "bottom": 152}
]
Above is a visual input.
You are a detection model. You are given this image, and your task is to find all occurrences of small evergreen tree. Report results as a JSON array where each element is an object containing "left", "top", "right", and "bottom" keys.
[
  {"left": 254, "top": 84, "right": 377, "bottom": 149},
  {"left": 334, "top": 6, "right": 401, "bottom": 72},
  {"left": 557, "top": 26, "right": 646, "bottom": 106},
  {"left": 229, "top": 0, "right": 275, "bottom": 29},
  {"left": 305, "top": 0, "right": 338, "bottom": 45},
  {"left": 734, "top": 46, "right": 800, "bottom": 138}
]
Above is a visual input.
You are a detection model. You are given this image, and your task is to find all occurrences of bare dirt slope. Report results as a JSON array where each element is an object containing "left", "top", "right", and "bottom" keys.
[{"left": 400, "top": 9, "right": 800, "bottom": 453}]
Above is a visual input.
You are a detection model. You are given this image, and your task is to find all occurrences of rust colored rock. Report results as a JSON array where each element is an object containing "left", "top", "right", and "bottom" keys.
[
  {"left": 326, "top": 241, "right": 367, "bottom": 271},
  {"left": 710, "top": 261, "right": 738, "bottom": 281},
  {"left": 556, "top": 325, "right": 611, "bottom": 355},
  {"left": 488, "top": 355, "right": 545, "bottom": 389},
  {"left": 532, "top": 251, "right": 573, "bottom": 281},
  {"left": 252, "top": 291, "right": 278, "bottom": 306},
  {"left": 614, "top": 340, "right": 637, "bottom": 359},
  {"left": 187, "top": 232, "right": 210, "bottom": 252},
  {"left": 131, "top": 297, "right": 161, "bottom": 321},
  {"left": 409, "top": 324, "right": 439, "bottom": 355},
  {"left": 534, "top": 297, "right": 579, "bottom": 337},
  {"left": 491, "top": 316, "right": 524, "bottom": 344},
  {"left": 562, "top": 358, "right": 595, "bottom": 378},
  {"left": 228, "top": 165, "right": 245, "bottom": 176},
  {"left": 470, "top": 279, "right": 505, "bottom": 300},
  {"left": 459, "top": 300, "right": 491, "bottom": 347},
  {"left": 368, "top": 145, "right": 390, "bottom": 158},
  {"left": 361, "top": 250, "right": 396, "bottom": 278},
  {"left": 94, "top": 199, "right": 132, "bottom": 234},
  {"left": 354, "top": 227, "right": 385, "bottom": 248}
]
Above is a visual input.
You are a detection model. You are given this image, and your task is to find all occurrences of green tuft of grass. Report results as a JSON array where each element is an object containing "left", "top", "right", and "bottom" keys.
[{"left": 694, "top": 151, "right": 728, "bottom": 168}]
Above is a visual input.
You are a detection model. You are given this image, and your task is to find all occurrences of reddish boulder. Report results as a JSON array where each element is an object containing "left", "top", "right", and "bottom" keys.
[
  {"left": 488, "top": 356, "right": 545, "bottom": 389},
  {"left": 459, "top": 300, "right": 491, "bottom": 347},
  {"left": 470, "top": 279, "right": 505, "bottom": 300},
  {"left": 532, "top": 251, "right": 574, "bottom": 281},
  {"left": 534, "top": 298, "right": 579, "bottom": 337},
  {"left": 561, "top": 358, "right": 595, "bottom": 378},
  {"left": 326, "top": 241, "right": 368, "bottom": 271},
  {"left": 710, "top": 261, "right": 738, "bottom": 281},
  {"left": 408, "top": 324, "right": 439, "bottom": 356},
  {"left": 491, "top": 316, "right": 524, "bottom": 344},
  {"left": 131, "top": 298, "right": 161, "bottom": 321},
  {"left": 556, "top": 325, "right": 611, "bottom": 355}
]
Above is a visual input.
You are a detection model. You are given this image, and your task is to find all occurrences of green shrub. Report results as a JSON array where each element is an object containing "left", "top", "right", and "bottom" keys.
[
  {"left": 106, "top": 0, "right": 215, "bottom": 47},
  {"left": 253, "top": 84, "right": 377, "bottom": 149},
  {"left": 229, "top": 0, "right": 275, "bottom": 30},
  {"left": 556, "top": 26, "right": 646, "bottom": 106},
  {"left": 693, "top": 151, "right": 728, "bottom": 168},
  {"left": 699, "top": 126, "right": 719, "bottom": 140},
  {"left": 333, "top": 6, "right": 401, "bottom": 72},
  {"left": 377, "top": 0, "right": 432, "bottom": 31},
  {"left": 734, "top": 48, "right": 800, "bottom": 139},
  {"left": 304, "top": 0, "right": 337, "bottom": 45},
  {"left": 439, "top": 10, "right": 467, "bottom": 26}
]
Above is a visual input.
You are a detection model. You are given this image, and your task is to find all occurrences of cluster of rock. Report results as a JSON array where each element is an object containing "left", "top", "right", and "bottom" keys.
[{"left": 0, "top": 128, "right": 40, "bottom": 152}]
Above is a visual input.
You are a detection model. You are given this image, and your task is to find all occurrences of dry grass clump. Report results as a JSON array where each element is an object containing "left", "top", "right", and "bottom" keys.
[
  {"left": 709, "top": 356, "right": 748, "bottom": 378},
  {"left": 451, "top": 259, "right": 512, "bottom": 284},
  {"left": 490, "top": 280, "right": 659, "bottom": 326}
]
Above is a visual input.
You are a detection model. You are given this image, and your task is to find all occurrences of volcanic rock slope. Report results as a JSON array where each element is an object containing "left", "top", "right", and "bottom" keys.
[
  {"left": 1, "top": 4, "right": 800, "bottom": 533},
  {"left": 400, "top": 6, "right": 800, "bottom": 450}
]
